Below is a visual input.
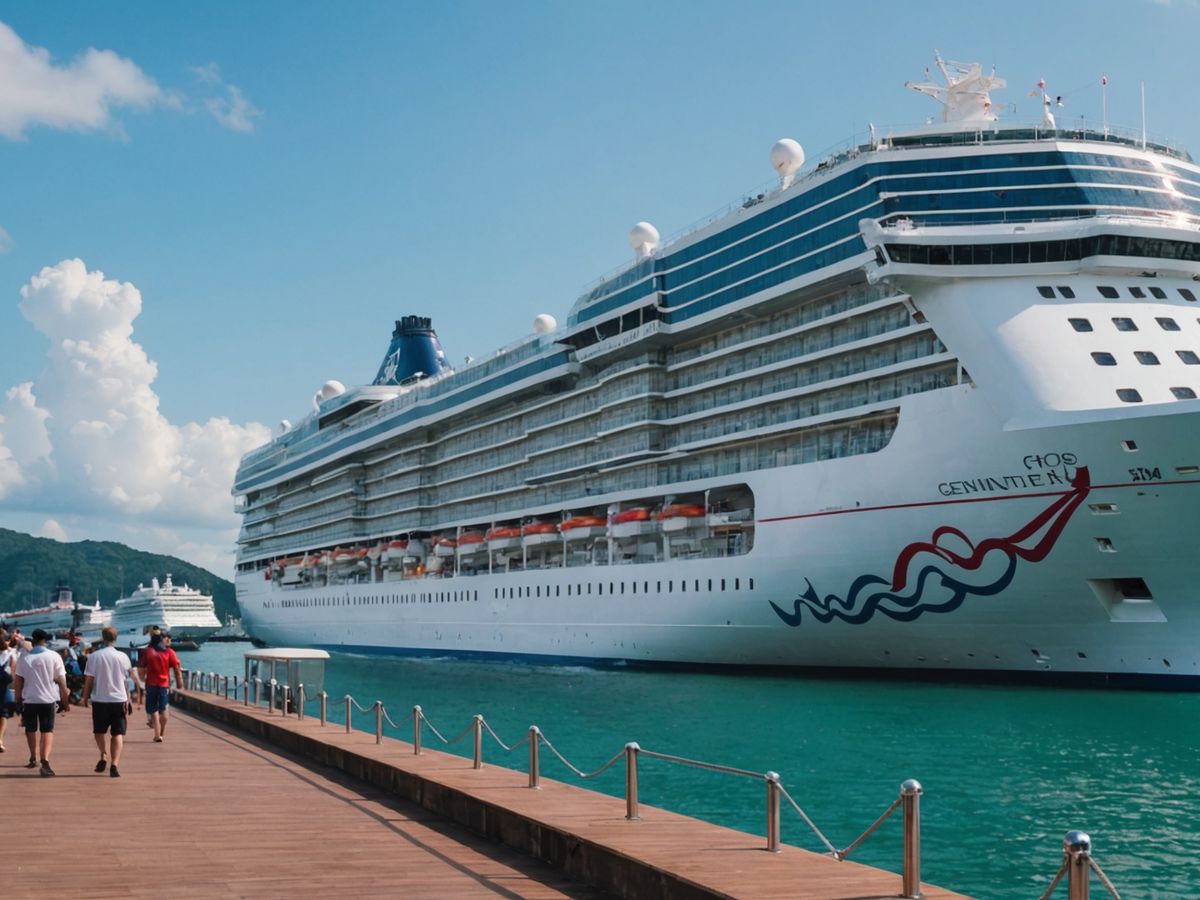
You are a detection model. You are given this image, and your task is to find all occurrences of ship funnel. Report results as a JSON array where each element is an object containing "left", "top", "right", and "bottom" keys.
[{"left": 373, "top": 315, "right": 451, "bottom": 386}]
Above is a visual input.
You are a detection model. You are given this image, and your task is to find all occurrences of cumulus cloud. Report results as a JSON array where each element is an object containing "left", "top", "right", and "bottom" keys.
[
  {"left": 36, "top": 519, "right": 67, "bottom": 541},
  {"left": 0, "top": 259, "right": 270, "bottom": 573},
  {"left": 0, "top": 21, "right": 165, "bottom": 139},
  {"left": 192, "top": 62, "right": 262, "bottom": 133}
]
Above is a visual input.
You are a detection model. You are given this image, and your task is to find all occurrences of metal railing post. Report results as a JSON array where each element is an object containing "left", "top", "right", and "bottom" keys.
[
  {"left": 765, "top": 771, "right": 781, "bottom": 853},
  {"left": 344, "top": 695, "right": 352, "bottom": 734},
  {"left": 242, "top": 680, "right": 249, "bottom": 706},
  {"left": 297, "top": 684, "right": 305, "bottom": 720},
  {"left": 252, "top": 677, "right": 260, "bottom": 705},
  {"left": 901, "top": 779, "right": 923, "bottom": 899},
  {"left": 319, "top": 691, "right": 327, "bottom": 726},
  {"left": 1065, "top": 831, "right": 1091, "bottom": 900},
  {"left": 528, "top": 726, "right": 541, "bottom": 789},
  {"left": 472, "top": 715, "right": 483, "bottom": 769},
  {"left": 268, "top": 679, "right": 276, "bottom": 713},
  {"left": 233, "top": 674, "right": 239, "bottom": 698},
  {"left": 212, "top": 672, "right": 219, "bottom": 696},
  {"left": 222, "top": 675, "right": 229, "bottom": 699},
  {"left": 413, "top": 706, "right": 422, "bottom": 755},
  {"left": 374, "top": 701, "right": 383, "bottom": 744},
  {"left": 625, "top": 742, "right": 640, "bottom": 820}
]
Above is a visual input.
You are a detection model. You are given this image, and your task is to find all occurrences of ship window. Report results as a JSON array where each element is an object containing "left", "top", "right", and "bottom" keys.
[
  {"left": 1129, "top": 287, "right": 1146, "bottom": 299},
  {"left": 1150, "top": 287, "right": 1167, "bottom": 299},
  {"left": 1057, "top": 286, "right": 1076, "bottom": 299},
  {"left": 1135, "top": 351, "right": 1161, "bottom": 365},
  {"left": 1157, "top": 317, "right": 1181, "bottom": 331},
  {"left": 1117, "top": 389, "right": 1143, "bottom": 403},
  {"left": 657, "top": 581, "right": 661, "bottom": 592},
  {"left": 721, "top": 579, "right": 726, "bottom": 590},
  {"left": 1037, "top": 286, "right": 1055, "bottom": 299},
  {"left": 1178, "top": 350, "right": 1200, "bottom": 365},
  {"left": 1099, "top": 286, "right": 1120, "bottom": 299},
  {"left": 1069, "top": 318, "right": 1093, "bottom": 332},
  {"left": 708, "top": 579, "right": 713, "bottom": 591},
  {"left": 695, "top": 580, "right": 700, "bottom": 592},
  {"left": 1091, "top": 352, "right": 1117, "bottom": 366},
  {"left": 749, "top": 578, "right": 755, "bottom": 590},
  {"left": 1181, "top": 288, "right": 1197, "bottom": 302},
  {"left": 1171, "top": 387, "right": 1197, "bottom": 399},
  {"left": 621, "top": 582, "right": 626, "bottom": 594},
  {"left": 1112, "top": 317, "right": 1138, "bottom": 331},
  {"left": 735, "top": 578, "right": 740, "bottom": 590},
  {"left": 668, "top": 581, "right": 673, "bottom": 592}
]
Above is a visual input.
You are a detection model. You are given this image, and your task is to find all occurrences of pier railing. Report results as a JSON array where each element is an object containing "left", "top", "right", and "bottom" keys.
[{"left": 186, "top": 669, "right": 925, "bottom": 897}]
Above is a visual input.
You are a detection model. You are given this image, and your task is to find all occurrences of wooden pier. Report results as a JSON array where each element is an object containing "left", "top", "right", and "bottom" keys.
[{"left": 3, "top": 690, "right": 972, "bottom": 899}]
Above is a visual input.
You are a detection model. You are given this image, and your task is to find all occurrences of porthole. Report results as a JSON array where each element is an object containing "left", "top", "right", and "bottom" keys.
[
  {"left": 1157, "top": 317, "right": 1181, "bottom": 331},
  {"left": 1099, "top": 286, "right": 1120, "bottom": 299},
  {"left": 1117, "top": 389, "right": 1143, "bottom": 403},
  {"left": 1134, "top": 351, "right": 1161, "bottom": 365},
  {"left": 1037, "top": 285, "right": 1055, "bottom": 298},
  {"left": 1057, "top": 286, "right": 1075, "bottom": 299},
  {"left": 1091, "top": 351, "right": 1117, "bottom": 366},
  {"left": 1069, "top": 318, "right": 1093, "bottom": 332},
  {"left": 1150, "top": 287, "right": 1167, "bottom": 299},
  {"left": 1171, "top": 387, "right": 1197, "bottom": 399},
  {"left": 1112, "top": 317, "right": 1138, "bottom": 332},
  {"left": 1178, "top": 350, "right": 1200, "bottom": 365},
  {"left": 1129, "top": 286, "right": 1146, "bottom": 299}
]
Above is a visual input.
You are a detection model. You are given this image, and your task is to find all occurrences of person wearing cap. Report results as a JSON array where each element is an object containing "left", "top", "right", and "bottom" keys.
[
  {"left": 12, "top": 628, "right": 70, "bottom": 776},
  {"left": 81, "top": 626, "right": 136, "bottom": 778},
  {"left": 138, "top": 630, "right": 181, "bottom": 743}
]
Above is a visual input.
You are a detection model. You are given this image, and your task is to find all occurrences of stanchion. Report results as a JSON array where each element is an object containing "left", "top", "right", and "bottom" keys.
[
  {"left": 319, "top": 691, "right": 327, "bottom": 726},
  {"left": 374, "top": 701, "right": 383, "bottom": 744},
  {"left": 1064, "top": 831, "right": 1091, "bottom": 900},
  {"left": 344, "top": 695, "right": 352, "bottom": 734},
  {"left": 472, "top": 715, "right": 483, "bottom": 769},
  {"left": 528, "top": 726, "right": 541, "bottom": 789},
  {"left": 901, "top": 779, "right": 923, "bottom": 899},
  {"left": 765, "top": 771, "right": 781, "bottom": 853},
  {"left": 268, "top": 678, "right": 276, "bottom": 715},
  {"left": 297, "top": 683, "right": 305, "bottom": 720},
  {"left": 413, "top": 705, "right": 422, "bottom": 755},
  {"left": 625, "top": 742, "right": 640, "bottom": 820}
]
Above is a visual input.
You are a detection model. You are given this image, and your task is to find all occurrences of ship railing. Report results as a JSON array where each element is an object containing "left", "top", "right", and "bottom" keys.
[{"left": 1037, "top": 831, "right": 1122, "bottom": 900}]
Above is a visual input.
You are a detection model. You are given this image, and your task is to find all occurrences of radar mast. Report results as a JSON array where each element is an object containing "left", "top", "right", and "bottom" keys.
[{"left": 905, "top": 51, "right": 1006, "bottom": 124}]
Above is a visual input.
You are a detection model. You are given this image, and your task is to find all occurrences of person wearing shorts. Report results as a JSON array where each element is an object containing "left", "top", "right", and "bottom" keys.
[
  {"left": 82, "top": 626, "right": 137, "bottom": 778},
  {"left": 0, "top": 634, "right": 17, "bottom": 753},
  {"left": 13, "top": 628, "right": 69, "bottom": 776},
  {"left": 138, "top": 632, "right": 181, "bottom": 743}
]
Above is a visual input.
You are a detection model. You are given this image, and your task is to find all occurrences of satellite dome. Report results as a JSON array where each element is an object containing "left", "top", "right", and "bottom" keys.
[
  {"left": 533, "top": 314, "right": 557, "bottom": 334},
  {"left": 629, "top": 221, "right": 660, "bottom": 261},
  {"left": 770, "top": 139, "right": 805, "bottom": 188},
  {"left": 319, "top": 380, "right": 346, "bottom": 401}
]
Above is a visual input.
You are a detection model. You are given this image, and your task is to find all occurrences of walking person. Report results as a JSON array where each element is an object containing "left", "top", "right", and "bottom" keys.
[
  {"left": 81, "top": 626, "right": 136, "bottom": 777},
  {"left": 12, "top": 628, "right": 70, "bottom": 776},
  {"left": 137, "top": 631, "right": 181, "bottom": 743},
  {"left": 0, "top": 634, "right": 17, "bottom": 753}
]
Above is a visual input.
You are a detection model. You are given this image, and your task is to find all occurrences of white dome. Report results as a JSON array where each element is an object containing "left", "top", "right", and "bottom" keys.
[
  {"left": 628, "top": 221, "right": 660, "bottom": 251},
  {"left": 319, "top": 380, "right": 346, "bottom": 400},
  {"left": 533, "top": 313, "right": 557, "bottom": 334},
  {"left": 770, "top": 139, "right": 805, "bottom": 177},
  {"left": 278, "top": 419, "right": 292, "bottom": 434}
]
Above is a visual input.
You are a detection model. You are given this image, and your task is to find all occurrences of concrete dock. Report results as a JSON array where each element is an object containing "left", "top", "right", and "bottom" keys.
[{"left": 3, "top": 690, "right": 972, "bottom": 899}]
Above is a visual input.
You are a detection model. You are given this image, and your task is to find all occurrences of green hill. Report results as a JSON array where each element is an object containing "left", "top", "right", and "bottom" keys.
[{"left": 0, "top": 527, "right": 237, "bottom": 622}]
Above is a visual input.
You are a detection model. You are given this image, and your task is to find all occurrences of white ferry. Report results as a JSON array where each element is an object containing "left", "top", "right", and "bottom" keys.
[
  {"left": 0, "top": 580, "right": 110, "bottom": 641},
  {"left": 233, "top": 57, "right": 1200, "bottom": 686},
  {"left": 111, "top": 575, "right": 222, "bottom": 648}
]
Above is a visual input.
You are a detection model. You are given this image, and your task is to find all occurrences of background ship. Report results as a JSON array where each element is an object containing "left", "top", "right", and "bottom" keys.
[
  {"left": 112, "top": 574, "right": 222, "bottom": 649},
  {"left": 0, "top": 579, "right": 111, "bottom": 642},
  {"left": 231, "top": 56, "right": 1200, "bottom": 686}
]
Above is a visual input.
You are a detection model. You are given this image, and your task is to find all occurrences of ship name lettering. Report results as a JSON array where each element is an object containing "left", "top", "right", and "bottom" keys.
[
  {"left": 1023, "top": 452, "right": 1077, "bottom": 471},
  {"left": 938, "top": 468, "right": 1075, "bottom": 496}
]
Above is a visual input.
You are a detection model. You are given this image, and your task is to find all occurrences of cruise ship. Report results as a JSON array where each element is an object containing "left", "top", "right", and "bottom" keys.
[
  {"left": 233, "top": 57, "right": 1200, "bottom": 686},
  {"left": 0, "top": 580, "right": 110, "bottom": 641},
  {"left": 111, "top": 575, "right": 222, "bottom": 648}
]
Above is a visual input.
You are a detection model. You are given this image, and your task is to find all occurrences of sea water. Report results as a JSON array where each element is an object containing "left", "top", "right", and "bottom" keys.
[{"left": 186, "top": 643, "right": 1200, "bottom": 898}]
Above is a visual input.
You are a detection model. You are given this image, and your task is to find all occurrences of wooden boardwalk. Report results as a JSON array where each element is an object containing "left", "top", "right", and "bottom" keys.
[{"left": 1, "top": 694, "right": 972, "bottom": 899}]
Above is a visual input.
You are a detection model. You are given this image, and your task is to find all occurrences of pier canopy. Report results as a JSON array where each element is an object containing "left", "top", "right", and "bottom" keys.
[{"left": 244, "top": 648, "right": 330, "bottom": 707}]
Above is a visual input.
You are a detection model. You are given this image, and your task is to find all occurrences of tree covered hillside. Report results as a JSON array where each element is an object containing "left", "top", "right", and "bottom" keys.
[{"left": 0, "top": 528, "right": 237, "bottom": 621}]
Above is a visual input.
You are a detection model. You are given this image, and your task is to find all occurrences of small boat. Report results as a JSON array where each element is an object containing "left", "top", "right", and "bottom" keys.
[
  {"left": 486, "top": 526, "right": 522, "bottom": 550},
  {"left": 522, "top": 521, "right": 559, "bottom": 546},
  {"left": 658, "top": 503, "right": 708, "bottom": 533},
  {"left": 612, "top": 507, "right": 656, "bottom": 539},
  {"left": 560, "top": 515, "right": 607, "bottom": 541},
  {"left": 433, "top": 536, "right": 458, "bottom": 557},
  {"left": 383, "top": 540, "right": 409, "bottom": 566},
  {"left": 612, "top": 508, "right": 650, "bottom": 524},
  {"left": 457, "top": 532, "right": 487, "bottom": 555}
]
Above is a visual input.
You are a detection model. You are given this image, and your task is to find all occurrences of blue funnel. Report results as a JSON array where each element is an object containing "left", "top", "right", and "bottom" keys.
[{"left": 373, "top": 316, "right": 450, "bottom": 385}]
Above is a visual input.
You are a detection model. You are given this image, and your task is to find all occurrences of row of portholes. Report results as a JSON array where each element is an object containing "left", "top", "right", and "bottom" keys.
[
  {"left": 1040, "top": 284, "right": 1198, "bottom": 302},
  {"left": 1069, "top": 315, "right": 1199, "bottom": 333},
  {"left": 266, "top": 590, "right": 481, "bottom": 609},
  {"left": 493, "top": 576, "right": 756, "bottom": 601}
]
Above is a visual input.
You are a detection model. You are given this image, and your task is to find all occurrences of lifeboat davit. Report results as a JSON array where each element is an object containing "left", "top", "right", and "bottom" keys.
[{"left": 561, "top": 515, "right": 607, "bottom": 541}]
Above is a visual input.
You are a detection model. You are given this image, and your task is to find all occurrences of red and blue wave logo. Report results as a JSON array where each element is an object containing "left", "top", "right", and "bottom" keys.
[{"left": 770, "top": 467, "right": 1092, "bottom": 625}]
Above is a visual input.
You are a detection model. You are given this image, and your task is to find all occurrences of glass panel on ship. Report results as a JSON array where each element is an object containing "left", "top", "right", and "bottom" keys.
[{"left": 235, "top": 275, "right": 952, "bottom": 590}]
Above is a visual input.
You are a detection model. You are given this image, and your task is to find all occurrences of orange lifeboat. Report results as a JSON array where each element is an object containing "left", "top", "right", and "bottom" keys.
[
  {"left": 486, "top": 526, "right": 522, "bottom": 540},
  {"left": 522, "top": 521, "right": 558, "bottom": 536},
  {"left": 612, "top": 508, "right": 650, "bottom": 524},
  {"left": 433, "top": 536, "right": 458, "bottom": 557},
  {"left": 657, "top": 504, "right": 706, "bottom": 520},
  {"left": 457, "top": 531, "right": 486, "bottom": 554},
  {"left": 561, "top": 515, "right": 607, "bottom": 531}
]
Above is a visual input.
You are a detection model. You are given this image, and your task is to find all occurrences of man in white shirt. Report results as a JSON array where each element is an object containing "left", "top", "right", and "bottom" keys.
[
  {"left": 82, "top": 626, "right": 137, "bottom": 778},
  {"left": 13, "top": 628, "right": 70, "bottom": 776}
]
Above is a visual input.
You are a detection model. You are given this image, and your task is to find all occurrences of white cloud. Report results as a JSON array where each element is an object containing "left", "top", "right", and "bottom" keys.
[
  {"left": 0, "top": 258, "right": 270, "bottom": 575},
  {"left": 192, "top": 62, "right": 262, "bottom": 133},
  {"left": 36, "top": 519, "right": 67, "bottom": 541},
  {"left": 0, "top": 21, "right": 165, "bottom": 139}
]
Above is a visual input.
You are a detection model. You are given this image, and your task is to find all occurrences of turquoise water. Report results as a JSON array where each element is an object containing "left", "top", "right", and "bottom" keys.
[{"left": 188, "top": 643, "right": 1200, "bottom": 898}]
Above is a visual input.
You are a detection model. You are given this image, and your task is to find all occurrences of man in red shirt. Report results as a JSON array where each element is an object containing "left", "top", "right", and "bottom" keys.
[{"left": 137, "top": 631, "right": 182, "bottom": 743}]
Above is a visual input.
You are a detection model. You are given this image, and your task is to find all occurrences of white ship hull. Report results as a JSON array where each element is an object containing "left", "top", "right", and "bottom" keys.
[
  {"left": 112, "top": 575, "right": 222, "bottom": 648},
  {"left": 239, "top": 386, "right": 1200, "bottom": 685}
]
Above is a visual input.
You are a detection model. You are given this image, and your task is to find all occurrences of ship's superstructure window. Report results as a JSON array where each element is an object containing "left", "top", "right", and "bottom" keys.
[
  {"left": 1157, "top": 317, "right": 1181, "bottom": 331},
  {"left": 1098, "top": 286, "right": 1120, "bottom": 299},
  {"left": 1117, "top": 389, "right": 1143, "bottom": 403},
  {"left": 1171, "top": 387, "right": 1197, "bottom": 399},
  {"left": 1180, "top": 289, "right": 1197, "bottom": 302},
  {"left": 1150, "top": 287, "right": 1167, "bottom": 299},
  {"left": 1112, "top": 317, "right": 1138, "bottom": 332},
  {"left": 1135, "top": 351, "right": 1161, "bottom": 365},
  {"left": 1069, "top": 318, "right": 1093, "bottom": 333},
  {"left": 1178, "top": 351, "right": 1200, "bottom": 365},
  {"left": 885, "top": 237, "right": 1200, "bottom": 268},
  {"left": 1091, "top": 352, "right": 1117, "bottom": 366},
  {"left": 1057, "top": 286, "right": 1075, "bottom": 299},
  {"left": 1037, "top": 286, "right": 1055, "bottom": 298},
  {"left": 1129, "top": 287, "right": 1146, "bottom": 299}
]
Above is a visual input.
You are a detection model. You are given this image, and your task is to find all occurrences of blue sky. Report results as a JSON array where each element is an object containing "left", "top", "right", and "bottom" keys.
[{"left": 0, "top": 0, "right": 1196, "bottom": 576}]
